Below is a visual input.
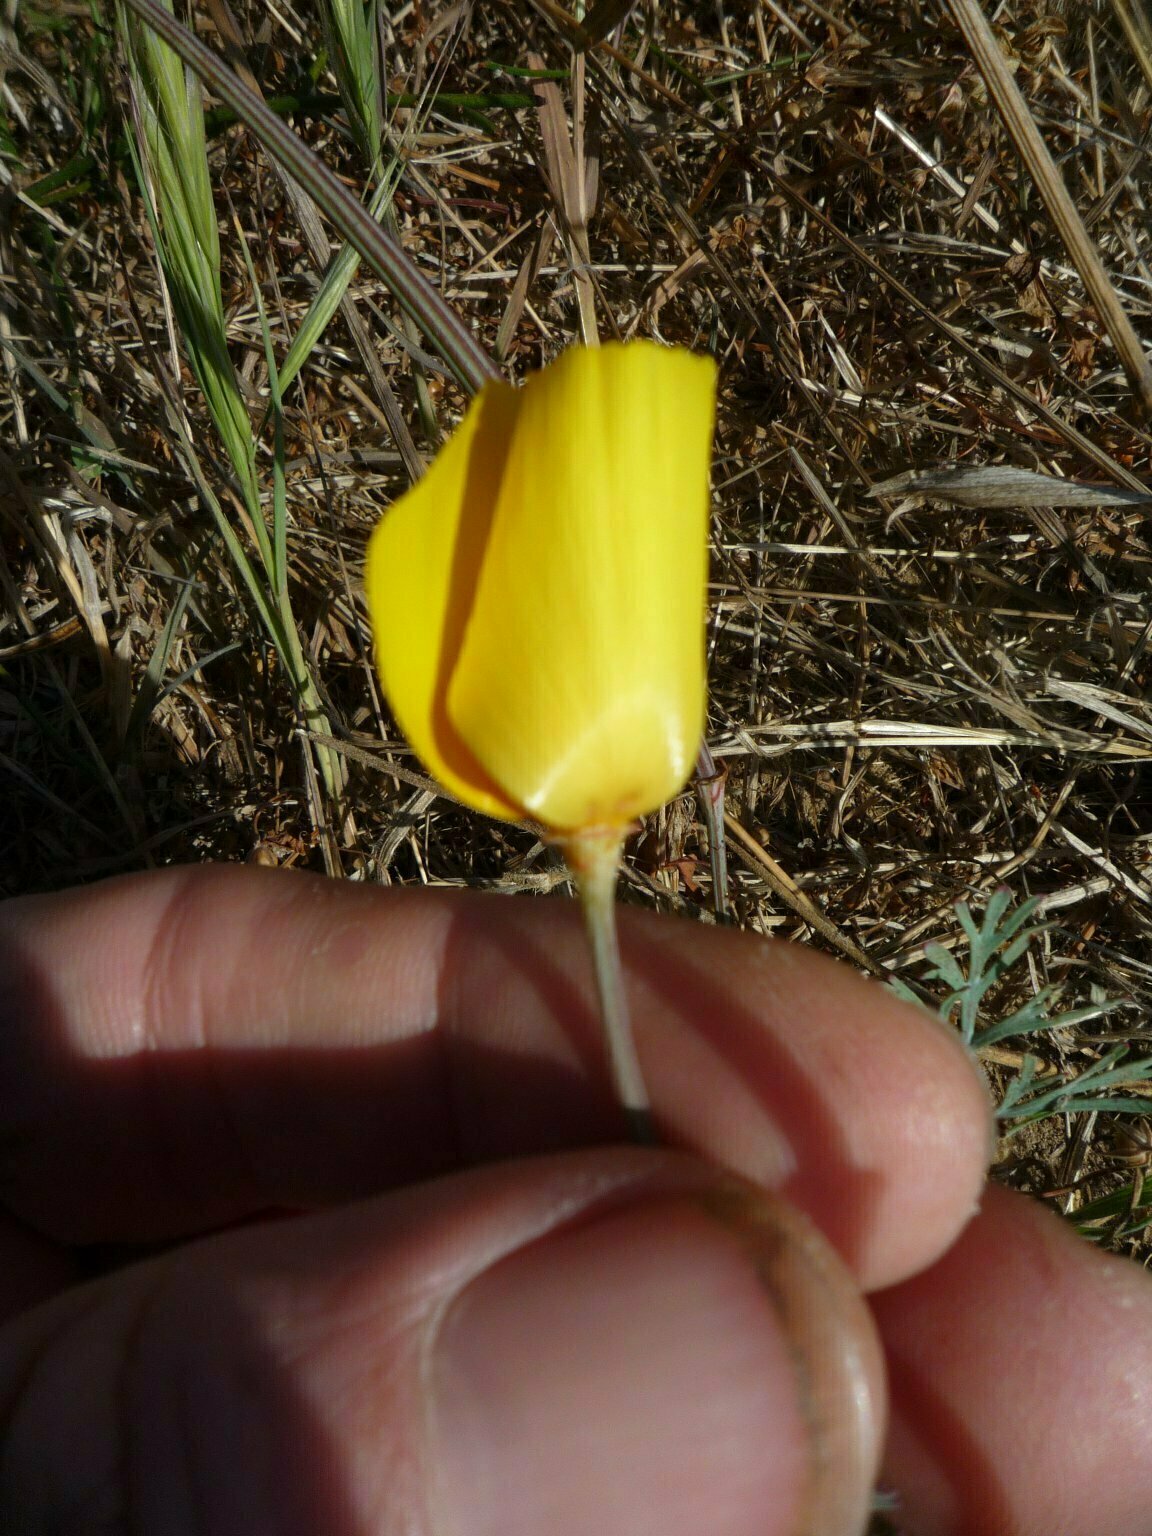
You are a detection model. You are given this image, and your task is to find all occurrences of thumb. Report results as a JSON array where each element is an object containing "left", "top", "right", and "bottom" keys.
[{"left": 0, "top": 1151, "right": 883, "bottom": 1536}]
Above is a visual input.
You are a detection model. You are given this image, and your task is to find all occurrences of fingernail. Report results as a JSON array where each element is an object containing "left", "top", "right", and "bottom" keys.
[
  {"left": 430, "top": 1191, "right": 814, "bottom": 1536},
  {"left": 699, "top": 1185, "right": 886, "bottom": 1536}
]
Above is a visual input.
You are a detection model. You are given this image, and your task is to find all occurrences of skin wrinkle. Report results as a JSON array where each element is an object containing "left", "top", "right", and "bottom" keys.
[
  {"left": 119, "top": 1265, "right": 183, "bottom": 1536},
  {"left": 419, "top": 1284, "right": 454, "bottom": 1536},
  {"left": 437, "top": 903, "right": 475, "bottom": 1175},
  {"left": 253, "top": 1274, "right": 421, "bottom": 1534},
  {"left": 121, "top": 1239, "right": 365, "bottom": 1536},
  {"left": 441, "top": 893, "right": 624, "bottom": 1160},
  {"left": 375, "top": 891, "right": 462, "bottom": 1052},
  {"left": 288, "top": 1232, "right": 431, "bottom": 1531},
  {"left": 883, "top": 1337, "right": 1014, "bottom": 1536},
  {"left": 138, "top": 879, "right": 265, "bottom": 1223},
  {"left": 0, "top": 1280, "right": 133, "bottom": 1528},
  {"left": 0, "top": 1292, "right": 94, "bottom": 1483},
  {"left": 312, "top": 884, "right": 470, "bottom": 1177},
  {"left": 138, "top": 866, "right": 211, "bottom": 1056},
  {"left": 0, "top": 923, "right": 77, "bottom": 1246}
]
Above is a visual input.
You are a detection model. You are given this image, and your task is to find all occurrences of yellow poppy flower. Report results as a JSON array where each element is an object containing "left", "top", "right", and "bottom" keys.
[{"left": 365, "top": 340, "right": 717, "bottom": 839}]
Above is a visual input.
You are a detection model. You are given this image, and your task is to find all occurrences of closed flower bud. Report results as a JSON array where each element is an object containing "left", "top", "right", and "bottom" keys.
[{"left": 366, "top": 340, "right": 717, "bottom": 839}]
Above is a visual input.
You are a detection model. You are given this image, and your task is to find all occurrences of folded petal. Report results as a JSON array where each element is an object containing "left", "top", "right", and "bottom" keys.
[
  {"left": 365, "top": 383, "right": 526, "bottom": 821},
  {"left": 447, "top": 342, "right": 715, "bottom": 833}
]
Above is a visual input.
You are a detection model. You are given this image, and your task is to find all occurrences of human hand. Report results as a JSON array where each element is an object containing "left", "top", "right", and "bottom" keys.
[{"left": 1, "top": 866, "right": 1149, "bottom": 1534}]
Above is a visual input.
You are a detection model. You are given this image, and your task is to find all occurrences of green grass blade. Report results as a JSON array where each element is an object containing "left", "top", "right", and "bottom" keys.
[
  {"left": 118, "top": 0, "right": 499, "bottom": 394},
  {"left": 123, "top": 567, "right": 197, "bottom": 748},
  {"left": 120, "top": 0, "right": 264, "bottom": 528},
  {"left": 277, "top": 171, "right": 400, "bottom": 399},
  {"left": 231, "top": 225, "right": 346, "bottom": 800},
  {"left": 324, "top": 0, "right": 384, "bottom": 164},
  {"left": 235, "top": 221, "right": 289, "bottom": 600}
]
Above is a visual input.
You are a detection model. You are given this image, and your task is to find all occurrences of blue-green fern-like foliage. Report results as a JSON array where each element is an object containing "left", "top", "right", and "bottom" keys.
[{"left": 891, "top": 889, "right": 1152, "bottom": 1131}]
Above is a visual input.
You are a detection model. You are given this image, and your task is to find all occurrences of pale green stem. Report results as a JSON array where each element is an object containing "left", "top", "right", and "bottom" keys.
[{"left": 564, "top": 828, "right": 653, "bottom": 1145}]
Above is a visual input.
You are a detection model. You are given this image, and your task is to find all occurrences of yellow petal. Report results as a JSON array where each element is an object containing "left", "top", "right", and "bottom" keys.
[
  {"left": 446, "top": 341, "right": 715, "bottom": 833},
  {"left": 364, "top": 381, "right": 525, "bottom": 821}
]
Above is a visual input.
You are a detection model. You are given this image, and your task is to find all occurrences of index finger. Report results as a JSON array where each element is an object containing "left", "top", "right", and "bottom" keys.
[{"left": 0, "top": 865, "right": 989, "bottom": 1288}]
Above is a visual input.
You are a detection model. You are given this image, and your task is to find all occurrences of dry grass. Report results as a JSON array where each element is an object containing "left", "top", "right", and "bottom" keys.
[{"left": 3, "top": 0, "right": 1152, "bottom": 1258}]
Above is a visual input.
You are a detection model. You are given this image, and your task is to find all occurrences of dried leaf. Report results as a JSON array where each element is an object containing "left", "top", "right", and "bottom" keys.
[{"left": 869, "top": 465, "right": 1152, "bottom": 509}]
